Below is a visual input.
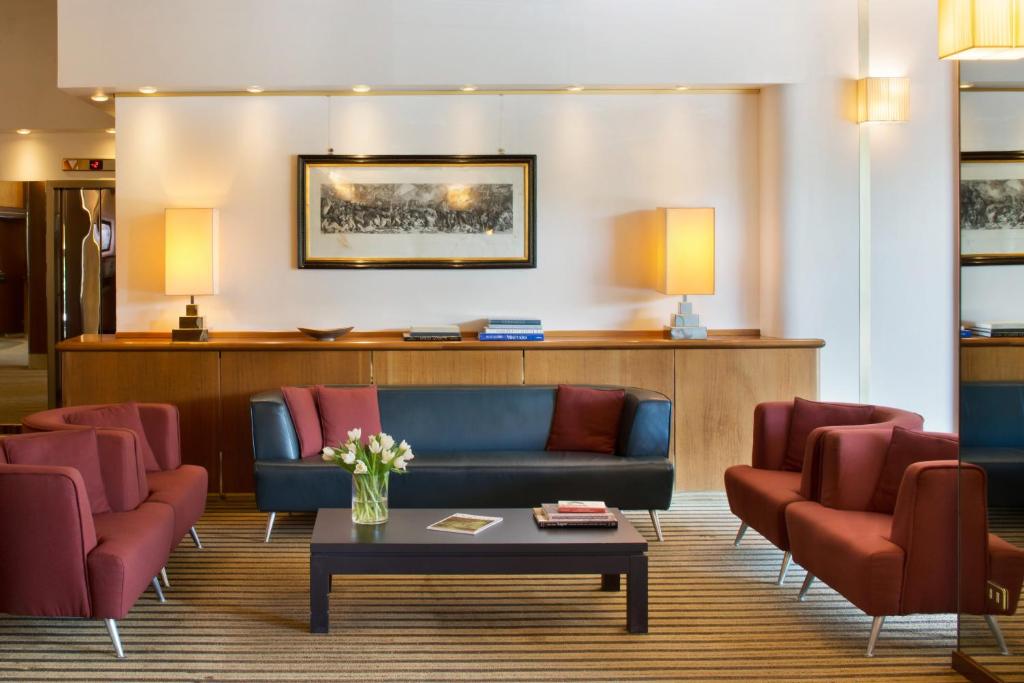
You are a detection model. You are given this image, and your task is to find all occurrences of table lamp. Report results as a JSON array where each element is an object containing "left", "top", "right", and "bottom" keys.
[
  {"left": 658, "top": 207, "right": 715, "bottom": 340},
  {"left": 165, "top": 208, "right": 218, "bottom": 342}
]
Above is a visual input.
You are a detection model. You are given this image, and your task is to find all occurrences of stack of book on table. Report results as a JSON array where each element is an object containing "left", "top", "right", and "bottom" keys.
[
  {"left": 403, "top": 325, "right": 462, "bottom": 342},
  {"left": 966, "top": 322, "right": 1024, "bottom": 338},
  {"left": 533, "top": 500, "right": 618, "bottom": 528},
  {"left": 478, "top": 318, "right": 544, "bottom": 342}
]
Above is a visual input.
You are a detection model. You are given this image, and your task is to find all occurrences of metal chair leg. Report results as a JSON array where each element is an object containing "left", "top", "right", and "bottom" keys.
[
  {"left": 188, "top": 526, "right": 203, "bottom": 549},
  {"left": 866, "top": 616, "right": 885, "bottom": 657},
  {"left": 264, "top": 512, "right": 277, "bottom": 543},
  {"left": 151, "top": 576, "right": 166, "bottom": 603},
  {"left": 985, "top": 614, "right": 1011, "bottom": 656},
  {"left": 733, "top": 522, "right": 748, "bottom": 546},
  {"left": 649, "top": 510, "right": 664, "bottom": 542},
  {"left": 160, "top": 567, "right": 170, "bottom": 588},
  {"left": 797, "top": 573, "right": 815, "bottom": 601},
  {"left": 104, "top": 618, "right": 125, "bottom": 658},
  {"left": 777, "top": 551, "right": 792, "bottom": 585}
]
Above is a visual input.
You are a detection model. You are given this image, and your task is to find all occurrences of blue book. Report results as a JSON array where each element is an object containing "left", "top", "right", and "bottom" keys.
[
  {"left": 487, "top": 318, "right": 542, "bottom": 327},
  {"left": 478, "top": 333, "right": 545, "bottom": 341}
]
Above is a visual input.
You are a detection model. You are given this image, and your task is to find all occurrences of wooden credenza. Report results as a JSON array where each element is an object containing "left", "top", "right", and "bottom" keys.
[
  {"left": 57, "top": 332, "right": 823, "bottom": 494},
  {"left": 961, "top": 337, "right": 1024, "bottom": 382}
]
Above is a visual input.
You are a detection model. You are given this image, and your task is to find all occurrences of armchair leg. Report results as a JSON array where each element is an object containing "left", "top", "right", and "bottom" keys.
[
  {"left": 985, "top": 615, "right": 1011, "bottom": 656},
  {"left": 797, "top": 573, "right": 815, "bottom": 601},
  {"left": 866, "top": 616, "right": 885, "bottom": 657},
  {"left": 151, "top": 577, "right": 166, "bottom": 603},
  {"left": 104, "top": 618, "right": 125, "bottom": 659},
  {"left": 733, "top": 522, "right": 748, "bottom": 546},
  {"left": 188, "top": 526, "right": 203, "bottom": 549},
  {"left": 777, "top": 551, "right": 792, "bottom": 585},
  {"left": 264, "top": 512, "right": 277, "bottom": 543},
  {"left": 649, "top": 510, "right": 664, "bottom": 542},
  {"left": 160, "top": 567, "right": 170, "bottom": 588}
]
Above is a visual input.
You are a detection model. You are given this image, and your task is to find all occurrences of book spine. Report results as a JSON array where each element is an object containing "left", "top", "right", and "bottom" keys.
[
  {"left": 478, "top": 333, "right": 545, "bottom": 341},
  {"left": 483, "top": 327, "right": 544, "bottom": 334},
  {"left": 536, "top": 520, "right": 619, "bottom": 528},
  {"left": 488, "top": 319, "right": 542, "bottom": 327}
]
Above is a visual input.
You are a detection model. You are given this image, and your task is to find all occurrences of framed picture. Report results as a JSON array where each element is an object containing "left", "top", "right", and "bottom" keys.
[
  {"left": 961, "top": 151, "right": 1024, "bottom": 266},
  {"left": 297, "top": 154, "right": 536, "bottom": 269}
]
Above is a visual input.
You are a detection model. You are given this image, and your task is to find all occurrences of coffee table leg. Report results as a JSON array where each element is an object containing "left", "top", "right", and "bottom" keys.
[
  {"left": 310, "top": 558, "right": 330, "bottom": 633},
  {"left": 601, "top": 574, "right": 621, "bottom": 591},
  {"left": 627, "top": 554, "right": 648, "bottom": 633}
]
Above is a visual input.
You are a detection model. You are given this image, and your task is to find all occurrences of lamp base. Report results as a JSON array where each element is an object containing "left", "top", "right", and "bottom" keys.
[
  {"left": 665, "top": 296, "right": 708, "bottom": 340},
  {"left": 171, "top": 298, "right": 210, "bottom": 342},
  {"left": 171, "top": 328, "right": 209, "bottom": 342}
]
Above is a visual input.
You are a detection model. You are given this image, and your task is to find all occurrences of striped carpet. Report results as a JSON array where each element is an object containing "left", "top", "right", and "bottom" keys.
[{"left": 0, "top": 493, "right": 1020, "bottom": 682}]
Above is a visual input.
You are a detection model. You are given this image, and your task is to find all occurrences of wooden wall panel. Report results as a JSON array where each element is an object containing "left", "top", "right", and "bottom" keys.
[
  {"left": 675, "top": 348, "right": 818, "bottom": 491},
  {"left": 523, "top": 349, "right": 674, "bottom": 397},
  {"left": 219, "top": 351, "right": 371, "bottom": 493},
  {"left": 60, "top": 351, "right": 221, "bottom": 490},
  {"left": 961, "top": 347, "right": 1024, "bottom": 382},
  {"left": 373, "top": 350, "right": 523, "bottom": 385},
  {"left": 0, "top": 181, "right": 24, "bottom": 208}
]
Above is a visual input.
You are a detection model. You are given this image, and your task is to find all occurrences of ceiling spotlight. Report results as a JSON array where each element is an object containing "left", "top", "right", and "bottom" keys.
[
  {"left": 461, "top": 85, "right": 477, "bottom": 92},
  {"left": 246, "top": 86, "right": 264, "bottom": 93},
  {"left": 138, "top": 86, "right": 158, "bottom": 94},
  {"left": 352, "top": 84, "right": 371, "bottom": 93},
  {"left": 675, "top": 86, "right": 690, "bottom": 91},
  {"left": 106, "top": 128, "right": 116, "bottom": 134},
  {"left": 91, "top": 92, "right": 110, "bottom": 102},
  {"left": 566, "top": 85, "right": 584, "bottom": 92},
  {"left": 15, "top": 128, "right": 30, "bottom": 135}
]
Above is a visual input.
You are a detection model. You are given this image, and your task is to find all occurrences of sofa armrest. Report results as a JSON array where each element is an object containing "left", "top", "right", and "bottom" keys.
[
  {"left": 0, "top": 464, "right": 97, "bottom": 617},
  {"left": 251, "top": 390, "right": 302, "bottom": 461},
  {"left": 989, "top": 534, "right": 1024, "bottom": 616},
  {"left": 617, "top": 388, "right": 672, "bottom": 458},
  {"left": 816, "top": 428, "right": 892, "bottom": 510},
  {"left": 137, "top": 403, "right": 182, "bottom": 470},
  {"left": 94, "top": 430, "right": 147, "bottom": 511},
  {"left": 799, "top": 422, "right": 901, "bottom": 501},
  {"left": 751, "top": 402, "right": 793, "bottom": 470}
]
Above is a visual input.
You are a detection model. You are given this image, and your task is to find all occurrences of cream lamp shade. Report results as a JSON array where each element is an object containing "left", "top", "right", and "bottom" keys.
[
  {"left": 165, "top": 208, "right": 219, "bottom": 296},
  {"left": 658, "top": 208, "right": 715, "bottom": 296},
  {"left": 939, "top": 0, "right": 1024, "bottom": 60},
  {"left": 857, "top": 78, "right": 910, "bottom": 123}
]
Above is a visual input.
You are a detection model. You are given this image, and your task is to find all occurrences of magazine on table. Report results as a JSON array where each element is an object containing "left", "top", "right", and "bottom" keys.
[{"left": 427, "top": 513, "right": 503, "bottom": 535}]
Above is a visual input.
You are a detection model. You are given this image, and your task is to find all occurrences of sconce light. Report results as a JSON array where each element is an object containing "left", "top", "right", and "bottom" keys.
[
  {"left": 165, "top": 208, "right": 218, "bottom": 341},
  {"left": 857, "top": 77, "right": 910, "bottom": 123},
  {"left": 658, "top": 208, "right": 715, "bottom": 340},
  {"left": 939, "top": 0, "right": 1024, "bottom": 60}
]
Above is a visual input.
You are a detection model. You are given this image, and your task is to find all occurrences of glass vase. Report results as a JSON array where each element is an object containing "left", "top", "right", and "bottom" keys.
[{"left": 351, "top": 471, "right": 389, "bottom": 525}]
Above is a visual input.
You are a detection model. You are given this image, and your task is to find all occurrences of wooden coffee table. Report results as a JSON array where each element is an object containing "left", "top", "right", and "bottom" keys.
[{"left": 310, "top": 507, "right": 649, "bottom": 633}]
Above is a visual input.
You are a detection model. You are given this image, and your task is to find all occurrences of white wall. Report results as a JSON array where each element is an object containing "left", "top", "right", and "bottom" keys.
[
  {"left": 115, "top": 94, "right": 761, "bottom": 331},
  {"left": 0, "top": 131, "right": 114, "bottom": 181}
]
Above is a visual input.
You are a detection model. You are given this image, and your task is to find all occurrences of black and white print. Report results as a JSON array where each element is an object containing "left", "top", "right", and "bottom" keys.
[{"left": 961, "top": 179, "right": 1024, "bottom": 231}]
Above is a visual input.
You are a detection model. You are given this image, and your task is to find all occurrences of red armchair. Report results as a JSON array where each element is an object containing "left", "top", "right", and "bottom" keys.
[
  {"left": 724, "top": 400, "right": 923, "bottom": 584},
  {"left": 24, "top": 403, "right": 208, "bottom": 560},
  {"left": 785, "top": 428, "right": 1024, "bottom": 656},
  {"left": 0, "top": 430, "right": 174, "bottom": 657}
]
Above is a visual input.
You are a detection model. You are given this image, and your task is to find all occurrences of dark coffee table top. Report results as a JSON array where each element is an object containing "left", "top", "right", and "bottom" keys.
[{"left": 311, "top": 508, "right": 648, "bottom": 555}]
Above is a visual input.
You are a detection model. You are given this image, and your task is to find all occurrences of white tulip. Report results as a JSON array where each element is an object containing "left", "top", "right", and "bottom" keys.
[
  {"left": 381, "top": 448, "right": 395, "bottom": 464},
  {"left": 347, "top": 428, "right": 362, "bottom": 443},
  {"left": 398, "top": 440, "right": 410, "bottom": 454},
  {"left": 341, "top": 449, "right": 356, "bottom": 465},
  {"left": 369, "top": 439, "right": 382, "bottom": 454},
  {"left": 393, "top": 454, "right": 410, "bottom": 471},
  {"left": 380, "top": 434, "right": 395, "bottom": 451},
  {"left": 353, "top": 461, "right": 368, "bottom": 474},
  {"left": 321, "top": 447, "right": 336, "bottom": 461}
]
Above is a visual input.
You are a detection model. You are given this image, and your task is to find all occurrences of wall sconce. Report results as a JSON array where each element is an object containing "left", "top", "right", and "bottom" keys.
[
  {"left": 857, "top": 77, "right": 910, "bottom": 123},
  {"left": 165, "top": 208, "right": 219, "bottom": 341},
  {"left": 657, "top": 208, "right": 715, "bottom": 340},
  {"left": 939, "top": 0, "right": 1024, "bottom": 60}
]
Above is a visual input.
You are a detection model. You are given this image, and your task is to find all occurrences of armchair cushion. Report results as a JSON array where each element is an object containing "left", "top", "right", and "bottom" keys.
[
  {"left": 146, "top": 465, "right": 208, "bottom": 544},
  {"left": 316, "top": 385, "right": 382, "bottom": 448},
  {"left": 65, "top": 402, "right": 160, "bottom": 472},
  {"left": 546, "top": 385, "right": 625, "bottom": 455},
  {"left": 723, "top": 466, "right": 803, "bottom": 549},
  {"left": 783, "top": 398, "right": 874, "bottom": 471},
  {"left": 870, "top": 428, "right": 958, "bottom": 514},
  {"left": 282, "top": 386, "right": 323, "bottom": 457},
  {"left": 3, "top": 430, "right": 111, "bottom": 515}
]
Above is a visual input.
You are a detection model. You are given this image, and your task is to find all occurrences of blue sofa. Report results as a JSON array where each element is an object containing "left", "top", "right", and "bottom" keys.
[
  {"left": 250, "top": 385, "right": 674, "bottom": 540},
  {"left": 960, "top": 382, "right": 1024, "bottom": 508}
]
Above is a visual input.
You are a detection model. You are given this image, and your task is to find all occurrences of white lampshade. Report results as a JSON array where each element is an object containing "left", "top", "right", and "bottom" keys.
[
  {"left": 939, "top": 0, "right": 1024, "bottom": 60},
  {"left": 658, "top": 208, "right": 715, "bottom": 296},
  {"left": 857, "top": 78, "right": 910, "bottom": 123},
  {"left": 165, "top": 208, "right": 219, "bottom": 296}
]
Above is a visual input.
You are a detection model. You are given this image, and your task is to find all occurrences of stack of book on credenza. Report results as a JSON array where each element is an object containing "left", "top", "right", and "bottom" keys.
[
  {"left": 478, "top": 318, "right": 544, "bottom": 342},
  {"left": 533, "top": 500, "right": 618, "bottom": 529},
  {"left": 967, "top": 322, "right": 1024, "bottom": 338},
  {"left": 403, "top": 325, "right": 462, "bottom": 342}
]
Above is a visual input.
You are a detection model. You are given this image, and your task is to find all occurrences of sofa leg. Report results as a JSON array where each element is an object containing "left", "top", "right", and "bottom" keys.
[
  {"left": 151, "top": 577, "right": 166, "bottom": 603},
  {"left": 866, "top": 616, "right": 885, "bottom": 657},
  {"left": 985, "top": 614, "right": 1011, "bottom": 656},
  {"left": 104, "top": 618, "right": 125, "bottom": 659},
  {"left": 189, "top": 526, "right": 203, "bottom": 549},
  {"left": 264, "top": 512, "right": 277, "bottom": 543},
  {"left": 777, "top": 551, "right": 792, "bottom": 585},
  {"left": 160, "top": 567, "right": 170, "bottom": 588},
  {"left": 649, "top": 510, "right": 664, "bottom": 542},
  {"left": 733, "top": 522, "right": 748, "bottom": 546},
  {"left": 797, "top": 573, "right": 814, "bottom": 601}
]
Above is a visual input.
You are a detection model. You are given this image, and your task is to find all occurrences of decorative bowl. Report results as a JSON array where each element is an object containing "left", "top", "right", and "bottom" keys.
[{"left": 297, "top": 326, "right": 354, "bottom": 342}]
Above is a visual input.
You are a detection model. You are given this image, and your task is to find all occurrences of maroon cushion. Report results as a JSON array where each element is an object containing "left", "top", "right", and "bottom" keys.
[
  {"left": 3, "top": 430, "right": 111, "bottom": 515},
  {"left": 316, "top": 385, "right": 382, "bottom": 448},
  {"left": 147, "top": 465, "right": 208, "bottom": 544},
  {"left": 869, "top": 427, "right": 959, "bottom": 514},
  {"left": 545, "top": 385, "right": 625, "bottom": 455},
  {"left": 66, "top": 403, "right": 160, "bottom": 472},
  {"left": 783, "top": 398, "right": 874, "bottom": 471},
  {"left": 282, "top": 386, "right": 323, "bottom": 458}
]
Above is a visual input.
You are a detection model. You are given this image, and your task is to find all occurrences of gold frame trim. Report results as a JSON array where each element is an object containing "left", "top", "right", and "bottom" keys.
[{"left": 117, "top": 87, "right": 759, "bottom": 99}]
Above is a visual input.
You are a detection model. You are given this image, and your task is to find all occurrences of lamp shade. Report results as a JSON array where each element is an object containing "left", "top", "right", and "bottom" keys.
[
  {"left": 857, "top": 78, "right": 910, "bottom": 123},
  {"left": 939, "top": 0, "right": 1024, "bottom": 60},
  {"left": 658, "top": 207, "right": 715, "bottom": 296},
  {"left": 165, "top": 208, "right": 219, "bottom": 296}
]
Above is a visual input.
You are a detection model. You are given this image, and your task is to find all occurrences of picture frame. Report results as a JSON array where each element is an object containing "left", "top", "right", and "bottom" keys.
[
  {"left": 297, "top": 154, "right": 536, "bottom": 269},
  {"left": 961, "top": 151, "right": 1024, "bottom": 266}
]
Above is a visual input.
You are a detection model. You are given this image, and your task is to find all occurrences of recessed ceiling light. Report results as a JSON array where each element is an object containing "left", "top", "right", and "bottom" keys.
[
  {"left": 461, "top": 85, "right": 477, "bottom": 92},
  {"left": 106, "top": 128, "right": 116, "bottom": 134},
  {"left": 675, "top": 86, "right": 690, "bottom": 91},
  {"left": 352, "top": 84, "right": 371, "bottom": 93},
  {"left": 91, "top": 92, "right": 110, "bottom": 102},
  {"left": 566, "top": 85, "right": 584, "bottom": 92},
  {"left": 15, "top": 128, "right": 30, "bottom": 135},
  {"left": 138, "top": 86, "right": 158, "bottom": 94},
  {"left": 246, "top": 86, "right": 264, "bottom": 93}
]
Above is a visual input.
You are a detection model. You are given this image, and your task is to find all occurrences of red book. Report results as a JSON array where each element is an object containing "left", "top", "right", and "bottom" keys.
[{"left": 557, "top": 500, "right": 607, "bottom": 514}]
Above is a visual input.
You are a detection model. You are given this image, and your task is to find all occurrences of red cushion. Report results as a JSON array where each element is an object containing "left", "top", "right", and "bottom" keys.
[
  {"left": 3, "top": 430, "right": 111, "bottom": 515},
  {"left": 282, "top": 386, "right": 323, "bottom": 458},
  {"left": 316, "top": 385, "right": 382, "bottom": 448},
  {"left": 147, "top": 465, "right": 208, "bottom": 544},
  {"left": 783, "top": 398, "right": 874, "bottom": 471},
  {"left": 66, "top": 402, "right": 160, "bottom": 472},
  {"left": 723, "top": 465, "right": 803, "bottom": 550},
  {"left": 545, "top": 385, "right": 625, "bottom": 455},
  {"left": 870, "top": 427, "right": 959, "bottom": 514}
]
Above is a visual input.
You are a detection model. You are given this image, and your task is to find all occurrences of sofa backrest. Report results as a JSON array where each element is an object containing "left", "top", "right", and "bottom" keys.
[{"left": 961, "top": 382, "right": 1024, "bottom": 448}]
